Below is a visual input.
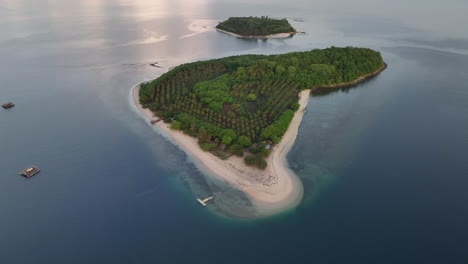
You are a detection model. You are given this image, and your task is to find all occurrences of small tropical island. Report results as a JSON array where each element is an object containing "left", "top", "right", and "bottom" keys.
[
  {"left": 133, "top": 46, "right": 385, "bottom": 215},
  {"left": 216, "top": 16, "right": 299, "bottom": 38}
]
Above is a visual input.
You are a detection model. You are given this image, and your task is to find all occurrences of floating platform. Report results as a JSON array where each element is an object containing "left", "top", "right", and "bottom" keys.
[
  {"left": 2, "top": 102, "right": 15, "bottom": 109},
  {"left": 196, "top": 196, "right": 213, "bottom": 207},
  {"left": 19, "top": 166, "right": 40, "bottom": 178}
]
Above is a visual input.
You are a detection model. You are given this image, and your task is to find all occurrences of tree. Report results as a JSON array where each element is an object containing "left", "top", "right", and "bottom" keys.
[
  {"left": 200, "top": 142, "right": 216, "bottom": 151},
  {"left": 275, "top": 65, "right": 285, "bottom": 75},
  {"left": 222, "top": 135, "right": 232, "bottom": 145},
  {"left": 222, "top": 129, "right": 237, "bottom": 141},
  {"left": 198, "top": 127, "right": 212, "bottom": 143},
  {"left": 237, "top": 136, "right": 252, "bottom": 147},
  {"left": 190, "top": 123, "right": 198, "bottom": 134},
  {"left": 170, "top": 121, "right": 181, "bottom": 130},
  {"left": 247, "top": 94, "right": 257, "bottom": 102},
  {"left": 244, "top": 155, "right": 257, "bottom": 166},
  {"left": 291, "top": 102, "right": 300, "bottom": 111},
  {"left": 229, "top": 144, "right": 244, "bottom": 157},
  {"left": 257, "top": 158, "right": 268, "bottom": 169}
]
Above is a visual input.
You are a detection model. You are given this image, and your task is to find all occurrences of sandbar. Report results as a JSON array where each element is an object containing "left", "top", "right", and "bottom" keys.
[
  {"left": 216, "top": 28, "right": 301, "bottom": 39},
  {"left": 132, "top": 84, "right": 309, "bottom": 216}
]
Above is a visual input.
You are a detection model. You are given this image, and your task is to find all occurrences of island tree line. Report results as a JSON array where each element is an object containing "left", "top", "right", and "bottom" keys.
[
  {"left": 216, "top": 16, "right": 296, "bottom": 36},
  {"left": 140, "top": 47, "right": 384, "bottom": 169}
]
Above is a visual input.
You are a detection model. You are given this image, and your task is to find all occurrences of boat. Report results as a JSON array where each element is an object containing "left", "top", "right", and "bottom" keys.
[
  {"left": 196, "top": 196, "right": 213, "bottom": 207},
  {"left": 2, "top": 102, "right": 15, "bottom": 109},
  {"left": 19, "top": 166, "right": 40, "bottom": 178}
]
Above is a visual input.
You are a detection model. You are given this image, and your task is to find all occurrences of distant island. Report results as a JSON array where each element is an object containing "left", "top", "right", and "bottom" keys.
[
  {"left": 216, "top": 16, "right": 299, "bottom": 38},
  {"left": 133, "top": 47, "right": 385, "bottom": 215}
]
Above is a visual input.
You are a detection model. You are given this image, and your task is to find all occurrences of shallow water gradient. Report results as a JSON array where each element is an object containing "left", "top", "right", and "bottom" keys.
[{"left": 1, "top": 0, "right": 468, "bottom": 263}]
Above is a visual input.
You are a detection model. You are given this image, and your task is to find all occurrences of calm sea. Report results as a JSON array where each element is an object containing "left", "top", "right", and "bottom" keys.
[{"left": 1, "top": 0, "right": 467, "bottom": 263}]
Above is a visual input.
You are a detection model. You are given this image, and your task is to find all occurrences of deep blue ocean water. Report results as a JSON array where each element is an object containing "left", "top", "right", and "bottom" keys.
[{"left": 1, "top": 0, "right": 468, "bottom": 263}]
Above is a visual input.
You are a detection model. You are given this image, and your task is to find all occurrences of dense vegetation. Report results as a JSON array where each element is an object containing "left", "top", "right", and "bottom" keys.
[
  {"left": 216, "top": 16, "right": 295, "bottom": 37},
  {"left": 140, "top": 47, "right": 384, "bottom": 168}
]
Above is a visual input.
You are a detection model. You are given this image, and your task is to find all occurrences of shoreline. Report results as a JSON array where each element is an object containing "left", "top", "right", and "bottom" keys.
[
  {"left": 216, "top": 28, "right": 302, "bottom": 39},
  {"left": 314, "top": 63, "right": 387, "bottom": 89},
  {"left": 130, "top": 62, "right": 386, "bottom": 217},
  {"left": 132, "top": 84, "right": 308, "bottom": 217}
]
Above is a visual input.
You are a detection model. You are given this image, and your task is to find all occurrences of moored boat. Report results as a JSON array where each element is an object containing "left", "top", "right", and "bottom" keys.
[
  {"left": 19, "top": 166, "right": 40, "bottom": 178},
  {"left": 2, "top": 102, "right": 15, "bottom": 109}
]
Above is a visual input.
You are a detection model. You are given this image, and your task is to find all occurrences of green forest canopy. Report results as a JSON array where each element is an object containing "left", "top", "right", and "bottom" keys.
[
  {"left": 140, "top": 47, "right": 384, "bottom": 168},
  {"left": 216, "top": 16, "right": 296, "bottom": 36}
]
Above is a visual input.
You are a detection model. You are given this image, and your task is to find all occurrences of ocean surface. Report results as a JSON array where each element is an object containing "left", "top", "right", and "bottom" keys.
[{"left": 1, "top": 0, "right": 468, "bottom": 263}]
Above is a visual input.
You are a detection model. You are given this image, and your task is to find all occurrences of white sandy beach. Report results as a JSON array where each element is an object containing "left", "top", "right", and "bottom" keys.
[
  {"left": 216, "top": 28, "right": 300, "bottom": 39},
  {"left": 132, "top": 84, "right": 310, "bottom": 215}
]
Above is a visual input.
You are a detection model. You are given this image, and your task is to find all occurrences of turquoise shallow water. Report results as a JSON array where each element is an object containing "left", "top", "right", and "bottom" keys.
[{"left": 1, "top": 0, "right": 468, "bottom": 263}]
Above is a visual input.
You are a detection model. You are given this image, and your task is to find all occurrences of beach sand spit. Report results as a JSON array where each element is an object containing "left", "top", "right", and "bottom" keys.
[{"left": 132, "top": 85, "right": 309, "bottom": 216}]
